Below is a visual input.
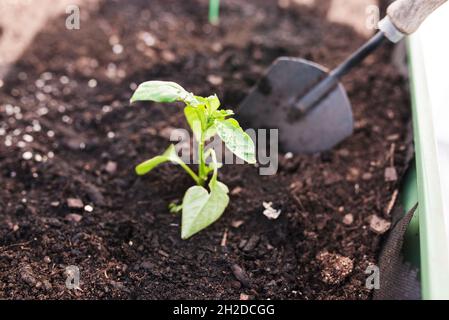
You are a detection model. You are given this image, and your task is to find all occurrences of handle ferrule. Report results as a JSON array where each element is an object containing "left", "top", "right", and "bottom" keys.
[{"left": 378, "top": 16, "right": 405, "bottom": 43}]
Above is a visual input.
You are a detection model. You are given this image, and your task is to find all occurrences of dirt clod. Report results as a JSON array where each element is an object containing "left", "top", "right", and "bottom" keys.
[
  {"left": 20, "top": 266, "right": 37, "bottom": 287},
  {"left": 317, "top": 251, "right": 354, "bottom": 285},
  {"left": 242, "top": 235, "right": 260, "bottom": 252},
  {"left": 65, "top": 214, "right": 83, "bottom": 223},
  {"left": 231, "top": 264, "right": 251, "bottom": 288}
]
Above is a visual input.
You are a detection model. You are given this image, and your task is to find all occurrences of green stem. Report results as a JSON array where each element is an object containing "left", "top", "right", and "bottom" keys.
[
  {"left": 179, "top": 162, "right": 202, "bottom": 186},
  {"left": 208, "top": 0, "right": 220, "bottom": 25},
  {"left": 198, "top": 138, "right": 206, "bottom": 186}
]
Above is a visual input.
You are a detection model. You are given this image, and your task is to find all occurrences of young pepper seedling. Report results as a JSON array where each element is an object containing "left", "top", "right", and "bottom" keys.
[{"left": 131, "top": 81, "right": 256, "bottom": 239}]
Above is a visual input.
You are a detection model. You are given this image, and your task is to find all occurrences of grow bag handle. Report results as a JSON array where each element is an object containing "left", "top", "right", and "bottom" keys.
[{"left": 379, "top": 0, "right": 448, "bottom": 42}]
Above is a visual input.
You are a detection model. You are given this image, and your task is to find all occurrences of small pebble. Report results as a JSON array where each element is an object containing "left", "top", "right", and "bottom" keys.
[
  {"left": 84, "top": 205, "right": 94, "bottom": 213},
  {"left": 262, "top": 201, "right": 281, "bottom": 220},
  {"left": 50, "top": 201, "right": 59, "bottom": 207},
  {"left": 343, "top": 214, "right": 354, "bottom": 225},
  {"left": 369, "top": 215, "right": 391, "bottom": 234},
  {"left": 231, "top": 186, "right": 242, "bottom": 195},
  {"left": 207, "top": 75, "right": 223, "bottom": 86},
  {"left": 67, "top": 198, "right": 84, "bottom": 209},
  {"left": 240, "top": 293, "right": 250, "bottom": 300},
  {"left": 139, "top": 32, "right": 157, "bottom": 47},
  {"left": 60, "top": 76, "right": 70, "bottom": 84},
  {"left": 88, "top": 79, "right": 98, "bottom": 88},
  {"left": 23, "top": 134, "right": 34, "bottom": 142},
  {"left": 109, "top": 35, "right": 120, "bottom": 45},
  {"left": 211, "top": 42, "right": 223, "bottom": 52},
  {"left": 384, "top": 167, "right": 398, "bottom": 182},
  {"left": 362, "top": 172, "right": 372, "bottom": 180},
  {"left": 65, "top": 213, "right": 83, "bottom": 223},
  {"left": 22, "top": 151, "right": 33, "bottom": 160},
  {"left": 105, "top": 161, "right": 117, "bottom": 174},
  {"left": 161, "top": 50, "right": 176, "bottom": 62},
  {"left": 284, "top": 152, "right": 293, "bottom": 159},
  {"left": 112, "top": 44, "right": 124, "bottom": 55},
  {"left": 231, "top": 220, "right": 245, "bottom": 228}
]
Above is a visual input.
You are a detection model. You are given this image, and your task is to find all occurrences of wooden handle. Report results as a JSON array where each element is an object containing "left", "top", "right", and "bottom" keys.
[{"left": 387, "top": 0, "right": 447, "bottom": 34}]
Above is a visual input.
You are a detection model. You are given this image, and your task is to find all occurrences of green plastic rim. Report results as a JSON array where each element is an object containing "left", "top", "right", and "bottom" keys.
[{"left": 408, "top": 30, "right": 449, "bottom": 299}]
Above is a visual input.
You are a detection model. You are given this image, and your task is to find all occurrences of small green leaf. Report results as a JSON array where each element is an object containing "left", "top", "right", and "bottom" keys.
[
  {"left": 184, "top": 106, "right": 203, "bottom": 141},
  {"left": 169, "top": 202, "right": 183, "bottom": 214},
  {"left": 181, "top": 153, "right": 229, "bottom": 239},
  {"left": 131, "top": 81, "right": 193, "bottom": 104},
  {"left": 215, "top": 118, "right": 257, "bottom": 164},
  {"left": 135, "top": 144, "right": 183, "bottom": 175},
  {"left": 204, "top": 124, "right": 217, "bottom": 141},
  {"left": 212, "top": 109, "right": 234, "bottom": 121},
  {"left": 192, "top": 95, "right": 208, "bottom": 106},
  {"left": 206, "top": 95, "right": 220, "bottom": 112},
  {"left": 136, "top": 144, "right": 200, "bottom": 184}
]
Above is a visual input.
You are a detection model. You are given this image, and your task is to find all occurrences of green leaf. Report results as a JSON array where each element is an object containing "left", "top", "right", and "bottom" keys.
[
  {"left": 184, "top": 105, "right": 208, "bottom": 141},
  {"left": 211, "top": 109, "right": 234, "bottom": 121},
  {"left": 191, "top": 94, "right": 220, "bottom": 112},
  {"left": 215, "top": 118, "right": 257, "bottom": 164},
  {"left": 184, "top": 106, "right": 203, "bottom": 141},
  {"left": 204, "top": 125, "right": 217, "bottom": 141},
  {"left": 135, "top": 144, "right": 183, "bottom": 175},
  {"left": 136, "top": 144, "right": 200, "bottom": 184},
  {"left": 192, "top": 95, "right": 208, "bottom": 106},
  {"left": 206, "top": 95, "right": 220, "bottom": 112},
  {"left": 181, "top": 153, "right": 229, "bottom": 239},
  {"left": 131, "top": 81, "right": 193, "bottom": 104},
  {"left": 169, "top": 202, "right": 183, "bottom": 214}
]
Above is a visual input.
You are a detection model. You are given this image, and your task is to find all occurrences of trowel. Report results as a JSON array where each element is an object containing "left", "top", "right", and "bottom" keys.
[{"left": 238, "top": 0, "right": 447, "bottom": 154}]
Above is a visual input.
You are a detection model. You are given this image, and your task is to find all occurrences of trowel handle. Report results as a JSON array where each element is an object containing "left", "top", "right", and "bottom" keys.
[
  {"left": 380, "top": 0, "right": 447, "bottom": 42},
  {"left": 296, "top": 0, "right": 448, "bottom": 114}
]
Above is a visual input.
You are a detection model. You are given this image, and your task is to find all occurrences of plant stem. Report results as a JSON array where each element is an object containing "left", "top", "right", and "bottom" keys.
[
  {"left": 208, "top": 0, "right": 220, "bottom": 25},
  {"left": 179, "top": 162, "right": 202, "bottom": 186},
  {"left": 198, "top": 137, "right": 206, "bottom": 186}
]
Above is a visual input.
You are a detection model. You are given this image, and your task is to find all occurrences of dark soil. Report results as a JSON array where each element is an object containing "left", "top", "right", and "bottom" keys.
[{"left": 0, "top": 0, "right": 412, "bottom": 299}]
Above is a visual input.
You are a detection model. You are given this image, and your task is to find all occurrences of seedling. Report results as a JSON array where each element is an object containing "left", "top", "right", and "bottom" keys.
[
  {"left": 208, "top": 0, "right": 220, "bottom": 25},
  {"left": 131, "top": 81, "right": 256, "bottom": 239}
]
